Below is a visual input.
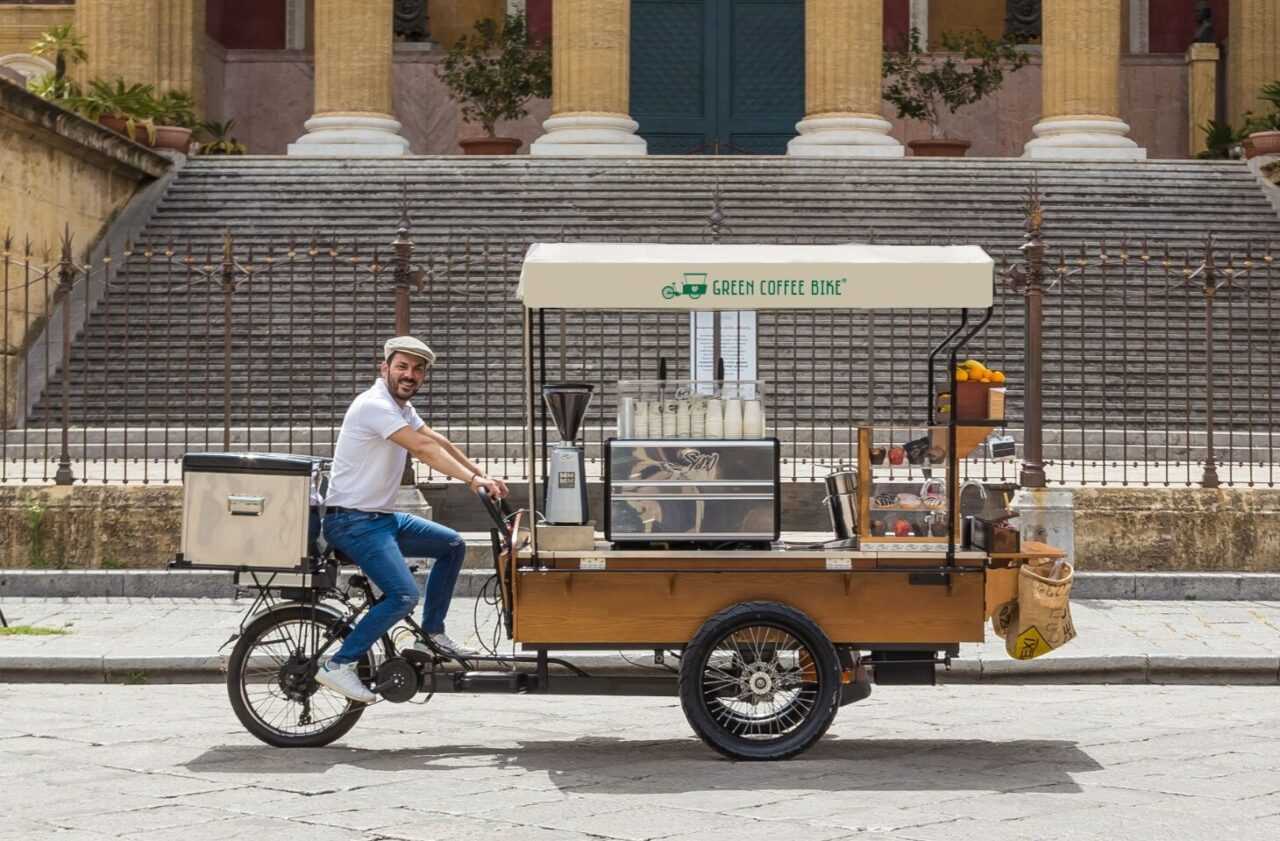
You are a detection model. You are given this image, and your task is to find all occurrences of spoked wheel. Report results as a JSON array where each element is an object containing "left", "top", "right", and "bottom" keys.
[
  {"left": 226, "top": 604, "right": 372, "bottom": 748},
  {"left": 680, "top": 601, "right": 840, "bottom": 761}
]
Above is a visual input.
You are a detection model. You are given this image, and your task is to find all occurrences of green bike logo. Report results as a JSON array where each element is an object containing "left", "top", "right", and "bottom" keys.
[{"left": 662, "top": 272, "right": 708, "bottom": 301}]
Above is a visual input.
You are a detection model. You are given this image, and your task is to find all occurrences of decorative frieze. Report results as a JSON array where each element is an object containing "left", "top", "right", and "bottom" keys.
[
  {"left": 394, "top": 0, "right": 429, "bottom": 41},
  {"left": 1005, "top": 0, "right": 1042, "bottom": 41}
]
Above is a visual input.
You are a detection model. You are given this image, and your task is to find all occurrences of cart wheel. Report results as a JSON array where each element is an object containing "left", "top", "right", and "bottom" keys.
[
  {"left": 227, "top": 603, "right": 371, "bottom": 748},
  {"left": 679, "top": 601, "right": 840, "bottom": 761}
]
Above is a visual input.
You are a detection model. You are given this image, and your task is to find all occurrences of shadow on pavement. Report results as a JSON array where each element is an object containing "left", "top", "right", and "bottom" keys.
[{"left": 183, "top": 737, "right": 1099, "bottom": 792}]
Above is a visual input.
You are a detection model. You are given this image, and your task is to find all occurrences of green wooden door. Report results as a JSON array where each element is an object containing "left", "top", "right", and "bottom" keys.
[{"left": 631, "top": 0, "right": 804, "bottom": 155}]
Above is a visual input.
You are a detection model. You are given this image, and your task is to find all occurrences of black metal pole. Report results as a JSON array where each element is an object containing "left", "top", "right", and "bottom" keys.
[
  {"left": 53, "top": 228, "right": 75, "bottom": 485},
  {"left": 1201, "top": 238, "right": 1220, "bottom": 489},
  {"left": 220, "top": 231, "right": 234, "bottom": 453},
  {"left": 1019, "top": 189, "right": 1047, "bottom": 489},
  {"left": 392, "top": 212, "right": 416, "bottom": 485}
]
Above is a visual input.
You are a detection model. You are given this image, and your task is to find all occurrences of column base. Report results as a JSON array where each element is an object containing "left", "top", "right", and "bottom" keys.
[
  {"left": 787, "top": 115, "right": 905, "bottom": 158},
  {"left": 1023, "top": 117, "right": 1147, "bottom": 160},
  {"left": 531, "top": 114, "right": 648, "bottom": 157},
  {"left": 288, "top": 114, "right": 410, "bottom": 157}
]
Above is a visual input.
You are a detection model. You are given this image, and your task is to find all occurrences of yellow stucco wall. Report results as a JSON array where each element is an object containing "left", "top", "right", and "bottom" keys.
[
  {"left": 929, "top": 0, "right": 1005, "bottom": 46},
  {"left": 1, "top": 84, "right": 164, "bottom": 424},
  {"left": 431, "top": 0, "right": 507, "bottom": 49},
  {"left": 929, "top": 1, "right": 1130, "bottom": 49},
  {"left": 0, "top": 3, "right": 73, "bottom": 58}
]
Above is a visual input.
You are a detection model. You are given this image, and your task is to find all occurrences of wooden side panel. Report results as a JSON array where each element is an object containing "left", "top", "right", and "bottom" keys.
[
  {"left": 514, "top": 570, "right": 985, "bottom": 645},
  {"left": 985, "top": 566, "right": 1019, "bottom": 618}
]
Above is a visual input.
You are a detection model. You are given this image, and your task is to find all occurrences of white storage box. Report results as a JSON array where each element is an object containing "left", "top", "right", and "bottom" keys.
[{"left": 180, "top": 453, "right": 322, "bottom": 571}]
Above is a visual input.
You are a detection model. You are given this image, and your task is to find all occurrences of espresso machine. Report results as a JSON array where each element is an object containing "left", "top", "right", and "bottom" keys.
[{"left": 543, "top": 383, "right": 594, "bottom": 524}]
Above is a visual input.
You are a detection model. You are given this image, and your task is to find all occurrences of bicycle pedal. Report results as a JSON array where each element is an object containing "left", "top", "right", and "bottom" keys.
[{"left": 401, "top": 648, "right": 436, "bottom": 668}]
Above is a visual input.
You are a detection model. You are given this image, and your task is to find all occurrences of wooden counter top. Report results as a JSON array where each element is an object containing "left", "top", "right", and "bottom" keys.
[{"left": 989, "top": 540, "right": 1067, "bottom": 561}]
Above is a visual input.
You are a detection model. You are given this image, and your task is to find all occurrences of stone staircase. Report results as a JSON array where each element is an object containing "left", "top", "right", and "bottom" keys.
[{"left": 22, "top": 156, "right": 1280, "bottom": 443}]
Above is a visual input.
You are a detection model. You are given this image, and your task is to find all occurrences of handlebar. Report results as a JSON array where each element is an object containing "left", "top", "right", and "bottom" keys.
[{"left": 476, "top": 488, "right": 514, "bottom": 538}]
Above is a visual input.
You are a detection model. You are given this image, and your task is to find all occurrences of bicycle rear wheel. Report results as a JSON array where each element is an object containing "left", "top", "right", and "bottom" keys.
[{"left": 226, "top": 603, "right": 372, "bottom": 748}]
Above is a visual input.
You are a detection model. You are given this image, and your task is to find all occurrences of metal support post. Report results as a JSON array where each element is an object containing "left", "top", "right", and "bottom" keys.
[
  {"left": 220, "top": 231, "right": 236, "bottom": 452},
  {"left": 392, "top": 205, "right": 416, "bottom": 486},
  {"left": 54, "top": 228, "right": 76, "bottom": 485},
  {"left": 1199, "top": 237, "right": 1220, "bottom": 489},
  {"left": 1017, "top": 185, "right": 1047, "bottom": 489}
]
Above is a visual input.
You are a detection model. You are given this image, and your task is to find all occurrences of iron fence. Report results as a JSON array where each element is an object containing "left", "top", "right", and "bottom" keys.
[{"left": 2, "top": 186, "right": 1278, "bottom": 489}]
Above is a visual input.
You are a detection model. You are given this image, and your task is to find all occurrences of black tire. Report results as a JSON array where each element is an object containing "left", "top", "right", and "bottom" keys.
[
  {"left": 226, "top": 603, "right": 372, "bottom": 748},
  {"left": 679, "top": 601, "right": 841, "bottom": 761}
]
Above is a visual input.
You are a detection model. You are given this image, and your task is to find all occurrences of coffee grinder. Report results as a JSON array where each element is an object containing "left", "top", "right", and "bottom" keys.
[{"left": 542, "top": 383, "right": 594, "bottom": 524}]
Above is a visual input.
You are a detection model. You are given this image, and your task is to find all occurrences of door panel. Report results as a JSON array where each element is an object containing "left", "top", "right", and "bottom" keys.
[
  {"left": 722, "top": 0, "right": 805, "bottom": 155},
  {"left": 631, "top": 0, "right": 715, "bottom": 154},
  {"left": 631, "top": 0, "right": 803, "bottom": 155}
]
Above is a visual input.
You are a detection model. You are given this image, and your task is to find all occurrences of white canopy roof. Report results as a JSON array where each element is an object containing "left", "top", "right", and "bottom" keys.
[{"left": 517, "top": 242, "right": 993, "bottom": 310}]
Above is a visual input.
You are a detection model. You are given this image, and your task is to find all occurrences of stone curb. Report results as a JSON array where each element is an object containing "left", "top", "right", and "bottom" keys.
[
  {"left": 4, "top": 569, "right": 1280, "bottom": 601},
  {"left": 0, "top": 652, "right": 1275, "bottom": 686}
]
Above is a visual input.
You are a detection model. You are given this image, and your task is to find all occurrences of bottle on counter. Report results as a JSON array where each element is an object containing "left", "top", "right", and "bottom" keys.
[{"left": 705, "top": 398, "right": 724, "bottom": 437}]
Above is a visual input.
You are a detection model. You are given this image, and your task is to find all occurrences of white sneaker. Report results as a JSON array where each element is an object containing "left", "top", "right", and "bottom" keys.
[
  {"left": 314, "top": 659, "right": 375, "bottom": 704},
  {"left": 415, "top": 633, "right": 479, "bottom": 658}
]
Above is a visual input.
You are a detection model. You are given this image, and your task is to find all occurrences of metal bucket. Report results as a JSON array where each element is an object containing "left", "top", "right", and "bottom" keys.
[{"left": 824, "top": 469, "right": 858, "bottom": 539}]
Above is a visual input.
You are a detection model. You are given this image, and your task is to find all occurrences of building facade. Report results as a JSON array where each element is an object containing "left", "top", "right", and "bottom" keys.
[{"left": 0, "top": 0, "right": 1273, "bottom": 158}]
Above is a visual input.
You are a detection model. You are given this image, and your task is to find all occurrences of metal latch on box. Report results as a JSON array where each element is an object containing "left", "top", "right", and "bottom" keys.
[{"left": 227, "top": 495, "right": 265, "bottom": 516}]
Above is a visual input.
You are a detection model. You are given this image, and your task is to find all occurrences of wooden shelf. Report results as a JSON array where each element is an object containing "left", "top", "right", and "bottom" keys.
[{"left": 930, "top": 425, "right": 995, "bottom": 460}]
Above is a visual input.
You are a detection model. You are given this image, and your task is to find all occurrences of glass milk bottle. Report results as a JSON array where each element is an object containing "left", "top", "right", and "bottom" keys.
[
  {"left": 704, "top": 389, "right": 725, "bottom": 438},
  {"left": 722, "top": 383, "right": 744, "bottom": 439}
]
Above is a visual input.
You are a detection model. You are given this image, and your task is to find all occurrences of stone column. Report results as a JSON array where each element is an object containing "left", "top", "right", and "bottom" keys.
[
  {"left": 1024, "top": 0, "right": 1145, "bottom": 159},
  {"left": 909, "top": 0, "right": 929, "bottom": 47},
  {"left": 1187, "top": 42, "right": 1220, "bottom": 157},
  {"left": 288, "top": 0, "right": 409, "bottom": 156},
  {"left": 787, "top": 0, "right": 903, "bottom": 157},
  {"left": 530, "top": 0, "right": 646, "bottom": 156},
  {"left": 1127, "top": 0, "right": 1149, "bottom": 54},
  {"left": 1228, "top": 0, "right": 1280, "bottom": 129},
  {"left": 75, "top": 0, "right": 206, "bottom": 107}
]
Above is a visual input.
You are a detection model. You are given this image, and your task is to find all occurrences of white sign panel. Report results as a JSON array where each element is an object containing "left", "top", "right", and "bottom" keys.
[
  {"left": 690, "top": 311, "right": 757, "bottom": 382},
  {"left": 517, "top": 243, "right": 994, "bottom": 311}
]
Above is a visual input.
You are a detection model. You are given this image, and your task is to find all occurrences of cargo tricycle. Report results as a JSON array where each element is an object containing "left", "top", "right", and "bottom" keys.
[{"left": 173, "top": 241, "right": 1067, "bottom": 760}]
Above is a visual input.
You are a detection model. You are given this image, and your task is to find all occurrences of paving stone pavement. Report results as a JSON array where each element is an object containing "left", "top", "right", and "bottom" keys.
[
  {"left": 0, "top": 683, "right": 1278, "bottom": 840},
  {"left": 1, "top": 597, "right": 1279, "bottom": 682}
]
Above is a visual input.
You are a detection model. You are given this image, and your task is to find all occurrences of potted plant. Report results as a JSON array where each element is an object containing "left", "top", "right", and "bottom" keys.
[
  {"left": 28, "top": 23, "right": 86, "bottom": 102},
  {"left": 436, "top": 11, "right": 551, "bottom": 155},
  {"left": 150, "top": 90, "right": 198, "bottom": 152},
  {"left": 75, "top": 78, "right": 158, "bottom": 145},
  {"left": 195, "top": 119, "right": 248, "bottom": 155},
  {"left": 1242, "top": 81, "right": 1280, "bottom": 159},
  {"left": 883, "top": 27, "right": 1030, "bottom": 157},
  {"left": 1197, "top": 120, "right": 1246, "bottom": 160}
]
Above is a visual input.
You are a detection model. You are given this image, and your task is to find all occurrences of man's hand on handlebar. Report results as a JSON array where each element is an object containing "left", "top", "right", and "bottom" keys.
[{"left": 470, "top": 474, "right": 508, "bottom": 500}]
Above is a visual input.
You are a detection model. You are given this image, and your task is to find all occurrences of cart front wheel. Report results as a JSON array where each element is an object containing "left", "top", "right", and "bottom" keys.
[{"left": 680, "top": 601, "right": 840, "bottom": 760}]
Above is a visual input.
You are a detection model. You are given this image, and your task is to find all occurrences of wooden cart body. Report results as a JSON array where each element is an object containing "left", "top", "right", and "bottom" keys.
[{"left": 511, "top": 241, "right": 1057, "bottom": 652}]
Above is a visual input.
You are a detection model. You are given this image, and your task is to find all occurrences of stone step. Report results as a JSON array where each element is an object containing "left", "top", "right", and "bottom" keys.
[{"left": 19, "top": 157, "right": 1280, "bottom": 443}]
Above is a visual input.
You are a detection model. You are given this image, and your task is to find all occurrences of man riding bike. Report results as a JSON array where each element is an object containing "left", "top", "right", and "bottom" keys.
[{"left": 315, "top": 336, "right": 508, "bottom": 703}]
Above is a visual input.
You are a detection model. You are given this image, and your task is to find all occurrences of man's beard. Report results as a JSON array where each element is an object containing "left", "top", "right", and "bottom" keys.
[{"left": 387, "top": 374, "right": 420, "bottom": 399}]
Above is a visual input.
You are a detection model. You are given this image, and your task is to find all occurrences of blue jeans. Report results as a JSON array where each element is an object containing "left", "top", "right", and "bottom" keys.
[{"left": 321, "top": 510, "right": 466, "bottom": 664}]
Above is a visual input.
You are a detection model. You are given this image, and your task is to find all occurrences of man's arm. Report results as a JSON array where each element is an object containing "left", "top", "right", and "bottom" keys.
[
  {"left": 420, "top": 425, "right": 484, "bottom": 479},
  {"left": 420, "top": 424, "right": 510, "bottom": 498},
  {"left": 389, "top": 426, "right": 506, "bottom": 497}
]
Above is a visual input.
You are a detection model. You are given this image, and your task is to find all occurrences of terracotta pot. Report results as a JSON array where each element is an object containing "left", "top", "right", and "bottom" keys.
[
  {"left": 99, "top": 114, "right": 153, "bottom": 145},
  {"left": 153, "top": 125, "right": 194, "bottom": 153},
  {"left": 1246, "top": 131, "right": 1280, "bottom": 158},
  {"left": 908, "top": 139, "right": 971, "bottom": 157},
  {"left": 459, "top": 136, "right": 522, "bottom": 155}
]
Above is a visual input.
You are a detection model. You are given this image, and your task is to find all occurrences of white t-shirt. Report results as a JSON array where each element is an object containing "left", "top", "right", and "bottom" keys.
[{"left": 324, "top": 378, "right": 426, "bottom": 513}]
